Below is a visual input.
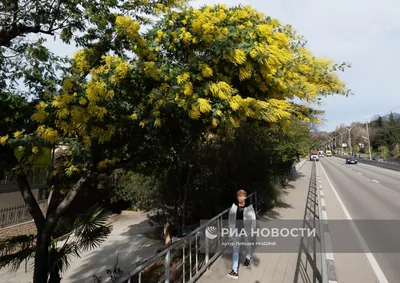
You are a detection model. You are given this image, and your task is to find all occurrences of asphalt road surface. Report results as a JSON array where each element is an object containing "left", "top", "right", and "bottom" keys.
[{"left": 317, "top": 156, "right": 400, "bottom": 283}]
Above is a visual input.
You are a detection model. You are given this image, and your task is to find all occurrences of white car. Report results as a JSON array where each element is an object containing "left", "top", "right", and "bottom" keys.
[{"left": 310, "top": 154, "right": 319, "bottom": 161}]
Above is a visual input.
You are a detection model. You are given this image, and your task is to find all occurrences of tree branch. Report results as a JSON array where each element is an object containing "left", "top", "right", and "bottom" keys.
[
  {"left": 0, "top": 24, "right": 44, "bottom": 47},
  {"left": 46, "top": 172, "right": 92, "bottom": 230},
  {"left": 48, "top": 0, "right": 62, "bottom": 32},
  {"left": 3, "top": 148, "right": 46, "bottom": 230},
  {"left": 13, "top": 167, "right": 46, "bottom": 229}
]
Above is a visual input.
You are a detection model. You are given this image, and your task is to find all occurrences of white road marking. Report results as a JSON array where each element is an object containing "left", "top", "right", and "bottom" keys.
[
  {"left": 319, "top": 162, "right": 389, "bottom": 283},
  {"left": 326, "top": 252, "right": 334, "bottom": 260},
  {"left": 358, "top": 172, "right": 362, "bottom": 175},
  {"left": 321, "top": 210, "right": 328, "bottom": 220},
  {"left": 373, "top": 179, "right": 379, "bottom": 183},
  {"left": 320, "top": 190, "right": 324, "bottom": 196},
  {"left": 333, "top": 156, "right": 400, "bottom": 176},
  {"left": 321, "top": 198, "right": 326, "bottom": 207}
]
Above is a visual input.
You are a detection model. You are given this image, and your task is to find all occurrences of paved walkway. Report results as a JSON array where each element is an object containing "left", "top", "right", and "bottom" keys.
[
  {"left": 197, "top": 161, "right": 320, "bottom": 283},
  {"left": 0, "top": 213, "right": 162, "bottom": 283}
]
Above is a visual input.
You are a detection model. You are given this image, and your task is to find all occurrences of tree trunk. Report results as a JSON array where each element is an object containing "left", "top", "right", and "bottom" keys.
[
  {"left": 48, "top": 267, "right": 62, "bottom": 283},
  {"left": 33, "top": 231, "right": 50, "bottom": 283},
  {"left": 181, "top": 185, "right": 188, "bottom": 236},
  {"left": 181, "top": 166, "right": 192, "bottom": 236}
]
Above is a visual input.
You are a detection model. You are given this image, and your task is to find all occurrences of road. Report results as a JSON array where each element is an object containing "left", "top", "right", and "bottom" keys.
[{"left": 317, "top": 156, "right": 400, "bottom": 283}]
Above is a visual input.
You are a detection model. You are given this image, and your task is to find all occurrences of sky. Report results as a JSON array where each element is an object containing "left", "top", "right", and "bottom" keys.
[{"left": 46, "top": 0, "right": 400, "bottom": 132}]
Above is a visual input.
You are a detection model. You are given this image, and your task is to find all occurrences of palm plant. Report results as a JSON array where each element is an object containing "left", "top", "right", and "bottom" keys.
[{"left": 0, "top": 205, "right": 112, "bottom": 283}]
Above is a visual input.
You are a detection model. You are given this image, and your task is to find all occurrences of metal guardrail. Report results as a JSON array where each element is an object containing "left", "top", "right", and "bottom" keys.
[
  {"left": 334, "top": 155, "right": 400, "bottom": 171},
  {"left": 294, "top": 161, "right": 324, "bottom": 282},
  {"left": 0, "top": 200, "right": 48, "bottom": 228},
  {"left": 117, "top": 192, "right": 261, "bottom": 283}
]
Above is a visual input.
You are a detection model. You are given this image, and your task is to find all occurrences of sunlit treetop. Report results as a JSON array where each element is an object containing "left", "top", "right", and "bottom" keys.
[
  {"left": 0, "top": 0, "right": 190, "bottom": 174},
  {"left": 111, "top": 4, "right": 350, "bottom": 128},
  {"left": 14, "top": 4, "right": 350, "bottom": 171}
]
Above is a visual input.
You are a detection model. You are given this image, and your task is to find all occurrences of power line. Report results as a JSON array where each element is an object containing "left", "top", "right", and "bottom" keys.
[{"left": 389, "top": 104, "right": 400, "bottom": 113}]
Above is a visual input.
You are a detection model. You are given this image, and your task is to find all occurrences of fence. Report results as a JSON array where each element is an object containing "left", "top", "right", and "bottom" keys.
[
  {"left": 0, "top": 166, "right": 49, "bottom": 185},
  {"left": 0, "top": 200, "right": 48, "bottom": 228},
  {"left": 116, "top": 192, "right": 261, "bottom": 283}
]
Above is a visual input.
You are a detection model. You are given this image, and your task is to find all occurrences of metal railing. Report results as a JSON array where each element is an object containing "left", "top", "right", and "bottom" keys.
[
  {"left": 0, "top": 166, "right": 49, "bottom": 185},
  {"left": 117, "top": 192, "right": 261, "bottom": 283},
  {"left": 0, "top": 200, "right": 48, "bottom": 228},
  {"left": 293, "top": 161, "right": 325, "bottom": 282}
]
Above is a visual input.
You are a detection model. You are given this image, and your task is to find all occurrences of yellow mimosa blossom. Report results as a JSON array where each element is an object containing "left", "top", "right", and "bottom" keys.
[
  {"left": 0, "top": 135, "right": 9, "bottom": 146},
  {"left": 13, "top": 130, "right": 24, "bottom": 139}
]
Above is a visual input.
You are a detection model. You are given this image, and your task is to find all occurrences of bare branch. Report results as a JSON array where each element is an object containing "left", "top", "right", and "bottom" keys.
[{"left": 48, "top": 0, "right": 62, "bottom": 32}]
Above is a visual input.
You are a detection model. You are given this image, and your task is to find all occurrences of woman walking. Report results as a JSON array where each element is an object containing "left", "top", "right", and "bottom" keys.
[{"left": 227, "top": 189, "right": 257, "bottom": 279}]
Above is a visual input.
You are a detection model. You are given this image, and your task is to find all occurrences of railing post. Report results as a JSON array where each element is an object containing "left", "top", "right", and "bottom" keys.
[
  {"left": 205, "top": 228, "right": 209, "bottom": 264},
  {"left": 165, "top": 250, "right": 171, "bottom": 283},
  {"left": 217, "top": 217, "right": 221, "bottom": 253},
  {"left": 254, "top": 191, "right": 258, "bottom": 214},
  {"left": 189, "top": 238, "right": 193, "bottom": 279},
  {"left": 195, "top": 233, "right": 199, "bottom": 273},
  {"left": 183, "top": 241, "right": 186, "bottom": 283}
]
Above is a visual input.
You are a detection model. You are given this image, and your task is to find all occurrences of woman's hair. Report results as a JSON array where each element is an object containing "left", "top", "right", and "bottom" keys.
[{"left": 236, "top": 189, "right": 247, "bottom": 197}]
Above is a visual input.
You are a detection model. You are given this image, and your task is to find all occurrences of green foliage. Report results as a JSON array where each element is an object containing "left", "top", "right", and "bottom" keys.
[
  {"left": 14, "top": 147, "right": 52, "bottom": 165},
  {"left": 370, "top": 113, "right": 400, "bottom": 155},
  {"left": 114, "top": 120, "right": 312, "bottom": 232},
  {"left": 110, "top": 171, "right": 159, "bottom": 211},
  {"left": 378, "top": 146, "right": 389, "bottom": 161}
]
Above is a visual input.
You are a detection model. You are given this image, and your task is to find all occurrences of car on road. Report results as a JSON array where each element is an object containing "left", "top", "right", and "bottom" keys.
[
  {"left": 346, "top": 156, "right": 358, "bottom": 164},
  {"left": 326, "top": 150, "right": 332, "bottom": 157},
  {"left": 310, "top": 154, "right": 319, "bottom": 161}
]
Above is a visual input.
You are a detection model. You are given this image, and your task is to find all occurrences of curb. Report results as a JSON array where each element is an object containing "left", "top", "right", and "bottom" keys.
[
  {"left": 316, "top": 166, "right": 338, "bottom": 283},
  {"left": 120, "top": 210, "right": 146, "bottom": 215},
  {"left": 295, "top": 159, "right": 307, "bottom": 171},
  {"left": 285, "top": 159, "right": 307, "bottom": 186}
]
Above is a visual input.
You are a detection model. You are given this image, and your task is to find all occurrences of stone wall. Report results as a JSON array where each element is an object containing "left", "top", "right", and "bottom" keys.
[
  {"left": 0, "top": 202, "right": 47, "bottom": 240},
  {"left": 0, "top": 221, "right": 37, "bottom": 240}
]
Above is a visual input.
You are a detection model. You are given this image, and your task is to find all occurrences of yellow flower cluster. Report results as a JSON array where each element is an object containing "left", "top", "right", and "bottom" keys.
[
  {"left": 73, "top": 50, "right": 91, "bottom": 74},
  {"left": 32, "top": 102, "right": 48, "bottom": 122},
  {"left": 200, "top": 64, "right": 213, "bottom": 78},
  {"left": 115, "top": 16, "right": 141, "bottom": 39},
  {"left": 0, "top": 135, "right": 8, "bottom": 146},
  {"left": 27, "top": 3, "right": 346, "bottom": 150},
  {"left": 37, "top": 126, "right": 59, "bottom": 144}
]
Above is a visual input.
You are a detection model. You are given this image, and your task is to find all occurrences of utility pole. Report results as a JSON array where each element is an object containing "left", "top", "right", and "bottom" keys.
[
  {"left": 365, "top": 120, "right": 372, "bottom": 160},
  {"left": 338, "top": 132, "right": 343, "bottom": 146},
  {"left": 334, "top": 135, "right": 340, "bottom": 151},
  {"left": 360, "top": 113, "right": 373, "bottom": 160},
  {"left": 344, "top": 125, "right": 355, "bottom": 154},
  {"left": 338, "top": 132, "right": 344, "bottom": 153}
]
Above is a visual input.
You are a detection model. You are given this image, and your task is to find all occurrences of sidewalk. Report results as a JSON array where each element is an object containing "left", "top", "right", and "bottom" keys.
[
  {"left": 0, "top": 213, "right": 162, "bottom": 283},
  {"left": 197, "top": 161, "right": 319, "bottom": 283}
]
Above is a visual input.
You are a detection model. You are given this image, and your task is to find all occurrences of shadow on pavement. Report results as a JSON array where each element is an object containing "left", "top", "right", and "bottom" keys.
[
  {"left": 293, "top": 162, "right": 323, "bottom": 283},
  {"left": 64, "top": 214, "right": 163, "bottom": 283}
]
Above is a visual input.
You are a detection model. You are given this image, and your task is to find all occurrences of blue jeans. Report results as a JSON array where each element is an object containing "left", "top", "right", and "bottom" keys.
[{"left": 232, "top": 235, "right": 252, "bottom": 272}]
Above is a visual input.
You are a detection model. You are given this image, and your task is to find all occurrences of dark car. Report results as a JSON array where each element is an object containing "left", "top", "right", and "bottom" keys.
[{"left": 346, "top": 156, "right": 358, "bottom": 164}]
